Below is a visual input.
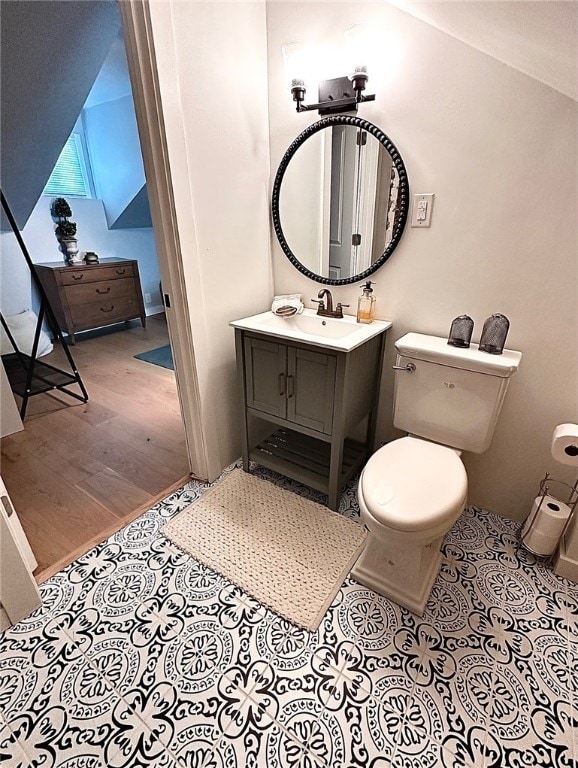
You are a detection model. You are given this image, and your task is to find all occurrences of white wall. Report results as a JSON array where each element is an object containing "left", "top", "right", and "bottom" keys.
[
  {"left": 146, "top": 0, "right": 272, "bottom": 478},
  {"left": 0, "top": 196, "right": 161, "bottom": 316},
  {"left": 0, "top": 362, "right": 23, "bottom": 439},
  {"left": 280, "top": 131, "right": 326, "bottom": 274},
  {"left": 267, "top": 2, "right": 578, "bottom": 520},
  {"left": 85, "top": 33, "right": 133, "bottom": 109},
  {"left": 84, "top": 95, "right": 150, "bottom": 229}
]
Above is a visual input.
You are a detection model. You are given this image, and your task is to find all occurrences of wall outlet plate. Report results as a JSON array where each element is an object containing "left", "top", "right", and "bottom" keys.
[
  {"left": 144, "top": 293, "right": 151, "bottom": 304},
  {"left": 411, "top": 193, "right": 434, "bottom": 227}
]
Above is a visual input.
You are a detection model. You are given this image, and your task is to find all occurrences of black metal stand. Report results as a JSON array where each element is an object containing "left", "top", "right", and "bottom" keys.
[{"left": 1, "top": 190, "right": 88, "bottom": 418}]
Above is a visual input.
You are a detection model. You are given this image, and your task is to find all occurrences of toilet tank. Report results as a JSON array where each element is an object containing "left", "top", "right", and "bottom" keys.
[{"left": 393, "top": 333, "right": 522, "bottom": 454}]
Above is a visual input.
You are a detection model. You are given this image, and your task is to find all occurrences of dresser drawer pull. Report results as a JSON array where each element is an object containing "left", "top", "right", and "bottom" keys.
[
  {"left": 116, "top": 268, "right": 126, "bottom": 275},
  {"left": 100, "top": 305, "right": 115, "bottom": 313},
  {"left": 96, "top": 287, "right": 111, "bottom": 294},
  {"left": 72, "top": 273, "right": 84, "bottom": 281}
]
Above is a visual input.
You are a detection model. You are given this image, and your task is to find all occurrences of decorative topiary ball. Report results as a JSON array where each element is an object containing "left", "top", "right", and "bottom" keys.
[{"left": 51, "top": 197, "right": 72, "bottom": 219}]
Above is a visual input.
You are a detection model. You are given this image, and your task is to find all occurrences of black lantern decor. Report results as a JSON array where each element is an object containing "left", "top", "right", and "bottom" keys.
[
  {"left": 448, "top": 315, "right": 474, "bottom": 348},
  {"left": 479, "top": 313, "right": 510, "bottom": 355}
]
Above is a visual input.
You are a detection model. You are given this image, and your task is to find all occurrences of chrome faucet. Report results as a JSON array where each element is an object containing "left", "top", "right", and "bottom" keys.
[{"left": 311, "top": 289, "right": 349, "bottom": 319}]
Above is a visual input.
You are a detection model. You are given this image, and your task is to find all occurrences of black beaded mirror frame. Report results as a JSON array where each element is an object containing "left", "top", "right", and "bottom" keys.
[{"left": 271, "top": 115, "right": 410, "bottom": 286}]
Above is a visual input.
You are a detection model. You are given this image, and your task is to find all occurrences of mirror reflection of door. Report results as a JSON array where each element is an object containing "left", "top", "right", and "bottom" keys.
[
  {"left": 276, "top": 117, "right": 409, "bottom": 284},
  {"left": 328, "top": 125, "right": 356, "bottom": 280},
  {"left": 328, "top": 127, "right": 390, "bottom": 279}
]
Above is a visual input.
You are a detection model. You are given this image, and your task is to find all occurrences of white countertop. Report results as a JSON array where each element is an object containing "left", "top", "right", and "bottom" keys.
[{"left": 230, "top": 309, "right": 392, "bottom": 352}]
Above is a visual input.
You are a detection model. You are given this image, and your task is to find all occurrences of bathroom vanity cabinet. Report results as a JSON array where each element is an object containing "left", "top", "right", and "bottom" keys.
[
  {"left": 243, "top": 337, "right": 337, "bottom": 434},
  {"left": 233, "top": 319, "right": 389, "bottom": 510}
]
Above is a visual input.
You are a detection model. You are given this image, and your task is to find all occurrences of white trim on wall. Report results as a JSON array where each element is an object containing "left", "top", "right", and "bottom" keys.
[
  {"left": 121, "top": 0, "right": 273, "bottom": 483},
  {"left": 120, "top": 0, "right": 207, "bottom": 480},
  {"left": 0, "top": 475, "right": 42, "bottom": 627},
  {"left": 145, "top": 304, "right": 165, "bottom": 317}
]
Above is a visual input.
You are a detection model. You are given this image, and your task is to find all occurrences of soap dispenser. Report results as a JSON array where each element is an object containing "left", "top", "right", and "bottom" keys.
[{"left": 357, "top": 281, "right": 376, "bottom": 324}]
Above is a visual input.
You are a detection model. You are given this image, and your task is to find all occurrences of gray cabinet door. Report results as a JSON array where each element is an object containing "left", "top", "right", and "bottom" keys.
[
  {"left": 286, "top": 347, "right": 337, "bottom": 434},
  {"left": 244, "top": 337, "right": 287, "bottom": 418}
]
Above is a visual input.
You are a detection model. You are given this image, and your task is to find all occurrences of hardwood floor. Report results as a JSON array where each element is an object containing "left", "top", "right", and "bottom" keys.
[{"left": 0, "top": 315, "right": 191, "bottom": 582}]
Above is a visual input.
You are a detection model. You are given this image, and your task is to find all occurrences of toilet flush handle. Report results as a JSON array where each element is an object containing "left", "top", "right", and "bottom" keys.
[{"left": 392, "top": 362, "right": 416, "bottom": 373}]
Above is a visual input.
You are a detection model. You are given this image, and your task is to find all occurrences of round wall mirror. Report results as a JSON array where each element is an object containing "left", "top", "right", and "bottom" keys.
[{"left": 272, "top": 116, "right": 410, "bottom": 285}]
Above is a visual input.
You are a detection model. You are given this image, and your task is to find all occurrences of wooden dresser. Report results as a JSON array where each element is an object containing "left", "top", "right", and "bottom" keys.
[{"left": 34, "top": 258, "right": 146, "bottom": 343}]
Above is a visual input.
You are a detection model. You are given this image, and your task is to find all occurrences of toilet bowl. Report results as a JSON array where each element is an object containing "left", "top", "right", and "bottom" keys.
[
  {"left": 351, "top": 331, "right": 521, "bottom": 615},
  {"left": 352, "top": 436, "right": 468, "bottom": 615}
]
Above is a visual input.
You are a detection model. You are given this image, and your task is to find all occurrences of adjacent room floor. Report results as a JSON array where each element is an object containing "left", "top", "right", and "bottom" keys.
[
  {"left": 0, "top": 463, "right": 576, "bottom": 768},
  {"left": 0, "top": 315, "right": 190, "bottom": 581}
]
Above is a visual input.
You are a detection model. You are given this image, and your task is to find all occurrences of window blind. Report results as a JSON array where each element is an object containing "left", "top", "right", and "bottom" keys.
[{"left": 44, "top": 134, "right": 90, "bottom": 198}]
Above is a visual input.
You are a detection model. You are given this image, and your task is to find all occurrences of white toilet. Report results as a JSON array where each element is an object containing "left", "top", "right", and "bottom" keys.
[{"left": 352, "top": 332, "right": 522, "bottom": 615}]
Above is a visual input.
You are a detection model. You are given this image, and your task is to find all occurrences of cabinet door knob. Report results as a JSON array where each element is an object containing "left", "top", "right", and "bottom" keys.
[
  {"left": 96, "top": 287, "right": 111, "bottom": 294},
  {"left": 72, "top": 273, "right": 84, "bottom": 281},
  {"left": 116, "top": 268, "right": 126, "bottom": 275},
  {"left": 278, "top": 373, "right": 285, "bottom": 396},
  {"left": 286, "top": 374, "right": 294, "bottom": 398},
  {"left": 100, "top": 305, "right": 115, "bottom": 313}
]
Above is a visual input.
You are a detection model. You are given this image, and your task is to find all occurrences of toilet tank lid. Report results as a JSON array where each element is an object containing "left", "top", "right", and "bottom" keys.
[{"left": 395, "top": 333, "right": 522, "bottom": 377}]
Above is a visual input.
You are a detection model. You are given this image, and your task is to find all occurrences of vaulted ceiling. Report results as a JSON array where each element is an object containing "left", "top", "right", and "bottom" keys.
[
  {"left": 391, "top": 0, "right": 577, "bottom": 101},
  {"left": 0, "top": 1, "right": 121, "bottom": 231},
  {"left": 2, "top": 0, "right": 575, "bottom": 234}
]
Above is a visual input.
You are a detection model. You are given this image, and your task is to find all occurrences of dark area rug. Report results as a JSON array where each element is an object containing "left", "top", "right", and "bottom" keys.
[{"left": 134, "top": 344, "right": 174, "bottom": 370}]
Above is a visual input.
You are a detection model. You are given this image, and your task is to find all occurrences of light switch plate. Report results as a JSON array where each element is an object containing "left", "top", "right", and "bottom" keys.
[{"left": 411, "top": 193, "right": 434, "bottom": 227}]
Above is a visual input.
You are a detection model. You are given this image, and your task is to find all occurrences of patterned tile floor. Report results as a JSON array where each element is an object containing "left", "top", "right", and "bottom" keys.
[{"left": 1, "top": 462, "right": 577, "bottom": 768}]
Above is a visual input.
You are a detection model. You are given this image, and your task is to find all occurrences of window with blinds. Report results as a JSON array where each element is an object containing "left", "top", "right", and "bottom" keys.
[{"left": 43, "top": 133, "right": 91, "bottom": 198}]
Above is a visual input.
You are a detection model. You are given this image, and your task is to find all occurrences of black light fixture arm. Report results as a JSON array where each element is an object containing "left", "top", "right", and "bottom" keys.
[
  {"left": 295, "top": 93, "right": 375, "bottom": 113},
  {"left": 291, "top": 74, "right": 375, "bottom": 115},
  {"left": 290, "top": 81, "right": 306, "bottom": 107}
]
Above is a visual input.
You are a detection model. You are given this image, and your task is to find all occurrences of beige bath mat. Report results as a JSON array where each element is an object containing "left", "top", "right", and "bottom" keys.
[{"left": 163, "top": 469, "right": 366, "bottom": 631}]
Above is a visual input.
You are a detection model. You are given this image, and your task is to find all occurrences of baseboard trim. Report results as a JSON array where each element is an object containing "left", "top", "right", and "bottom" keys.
[
  {"left": 145, "top": 305, "right": 165, "bottom": 317},
  {"left": 554, "top": 537, "right": 578, "bottom": 583}
]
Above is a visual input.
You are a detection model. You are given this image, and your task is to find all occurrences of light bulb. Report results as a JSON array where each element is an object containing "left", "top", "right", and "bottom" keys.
[
  {"left": 282, "top": 41, "right": 308, "bottom": 90},
  {"left": 344, "top": 24, "right": 372, "bottom": 79}
]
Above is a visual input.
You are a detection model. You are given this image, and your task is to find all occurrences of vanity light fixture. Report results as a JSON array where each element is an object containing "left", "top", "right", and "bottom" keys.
[{"left": 282, "top": 25, "right": 375, "bottom": 115}]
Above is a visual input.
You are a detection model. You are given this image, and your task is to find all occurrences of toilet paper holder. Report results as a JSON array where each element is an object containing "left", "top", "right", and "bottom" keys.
[{"left": 520, "top": 473, "right": 578, "bottom": 558}]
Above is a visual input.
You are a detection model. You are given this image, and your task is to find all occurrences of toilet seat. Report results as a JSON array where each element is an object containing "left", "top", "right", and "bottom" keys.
[{"left": 360, "top": 436, "right": 468, "bottom": 532}]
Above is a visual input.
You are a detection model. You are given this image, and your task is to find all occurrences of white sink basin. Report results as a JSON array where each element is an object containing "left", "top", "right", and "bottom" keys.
[
  {"left": 290, "top": 313, "right": 361, "bottom": 339},
  {"left": 230, "top": 308, "right": 392, "bottom": 351}
]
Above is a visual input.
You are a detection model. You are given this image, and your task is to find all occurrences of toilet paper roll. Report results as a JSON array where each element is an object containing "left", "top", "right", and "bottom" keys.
[
  {"left": 551, "top": 423, "right": 578, "bottom": 466},
  {"left": 521, "top": 494, "right": 572, "bottom": 556},
  {"left": 524, "top": 528, "right": 565, "bottom": 557}
]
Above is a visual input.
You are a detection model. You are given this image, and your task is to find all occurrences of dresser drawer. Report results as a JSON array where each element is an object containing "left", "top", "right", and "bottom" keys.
[
  {"left": 70, "top": 295, "right": 141, "bottom": 328},
  {"left": 34, "top": 259, "right": 146, "bottom": 342},
  {"left": 60, "top": 263, "right": 136, "bottom": 285},
  {"left": 65, "top": 278, "right": 136, "bottom": 306}
]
